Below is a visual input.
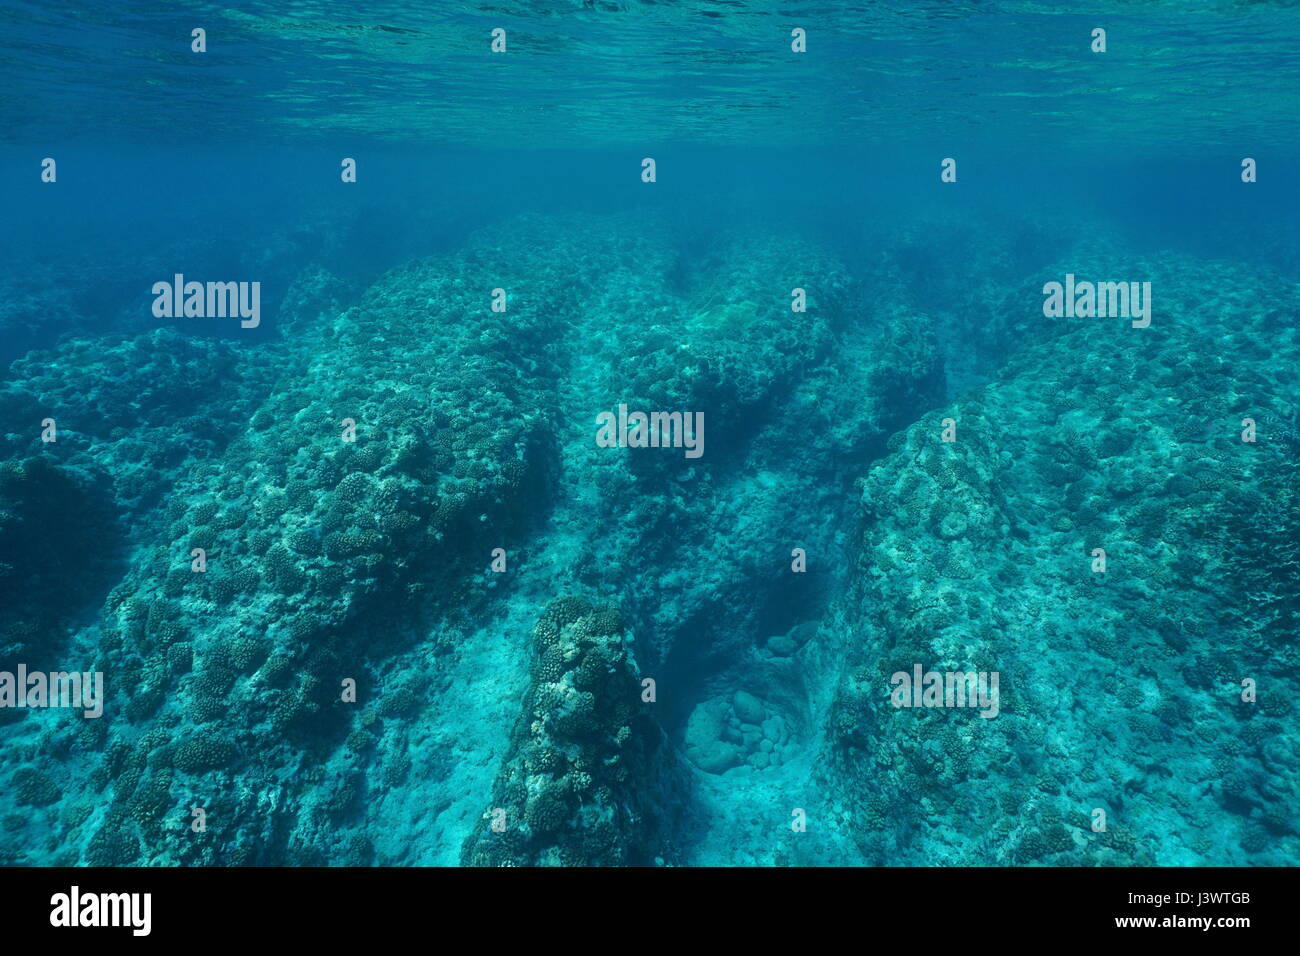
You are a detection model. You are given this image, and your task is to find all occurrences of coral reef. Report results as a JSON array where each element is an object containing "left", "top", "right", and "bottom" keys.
[
  {"left": 821, "top": 252, "right": 1300, "bottom": 865},
  {"left": 461, "top": 596, "right": 681, "bottom": 866},
  {"left": 1, "top": 211, "right": 1295, "bottom": 869}
]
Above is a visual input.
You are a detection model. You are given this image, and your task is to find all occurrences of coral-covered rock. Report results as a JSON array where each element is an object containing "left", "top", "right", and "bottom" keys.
[{"left": 462, "top": 596, "right": 682, "bottom": 866}]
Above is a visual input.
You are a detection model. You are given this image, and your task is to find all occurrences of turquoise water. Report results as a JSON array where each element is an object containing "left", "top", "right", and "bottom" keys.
[{"left": 0, "top": 2, "right": 1297, "bottom": 866}]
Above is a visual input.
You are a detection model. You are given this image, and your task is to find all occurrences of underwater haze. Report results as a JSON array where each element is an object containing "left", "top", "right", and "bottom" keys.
[{"left": 0, "top": 0, "right": 1298, "bottom": 867}]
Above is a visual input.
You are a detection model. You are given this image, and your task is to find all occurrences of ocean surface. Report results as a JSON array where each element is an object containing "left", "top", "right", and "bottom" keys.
[{"left": 0, "top": 1, "right": 1297, "bottom": 866}]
